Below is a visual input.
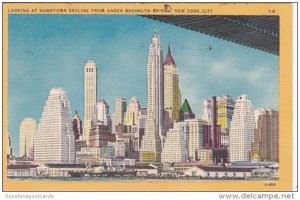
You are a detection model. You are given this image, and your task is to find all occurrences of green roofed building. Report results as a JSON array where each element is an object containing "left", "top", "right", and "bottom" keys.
[{"left": 179, "top": 99, "right": 195, "bottom": 121}]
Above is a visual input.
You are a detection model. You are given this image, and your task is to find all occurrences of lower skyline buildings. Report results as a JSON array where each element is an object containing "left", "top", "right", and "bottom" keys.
[
  {"left": 251, "top": 109, "right": 279, "bottom": 161},
  {"left": 185, "top": 119, "right": 207, "bottom": 161},
  {"left": 34, "top": 88, "right": 75, "bottom": 164},
  {"left": 161, "top": 128, "right": 187, "bottom": 163},
  {"left": 229, "top": 94, "right": 255, "bottom": 162}
]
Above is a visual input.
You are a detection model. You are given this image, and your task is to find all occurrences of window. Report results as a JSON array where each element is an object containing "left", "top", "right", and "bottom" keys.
[{"left": 192, "top": 171, "right": 197, "bottom": 177}]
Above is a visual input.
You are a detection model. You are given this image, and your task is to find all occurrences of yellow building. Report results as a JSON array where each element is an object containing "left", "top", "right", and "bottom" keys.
[
  {"left": 163, "top": 44, "right": 181, "bottom": 123},
  {"left": 216, "top": 95, "right": 235, "bottom": 131},
  {"left": 124, "top": 96, "right": 141, "bottom": 125}
]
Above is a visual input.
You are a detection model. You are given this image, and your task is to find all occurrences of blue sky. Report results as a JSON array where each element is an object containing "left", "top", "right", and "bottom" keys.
[{"left": 8, "top": 15, "right": 278, "bottom": 154}]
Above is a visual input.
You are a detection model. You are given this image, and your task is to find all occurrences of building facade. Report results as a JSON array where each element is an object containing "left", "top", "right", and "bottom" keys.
[
  {"left": 217, "top": 95, "right": 235, "bottom": 131},
  {"left": 89, "top": 124, "right": 115, "bottom": 147},
  {"left": 83, "top": 60, "right": 97, "bottom": 143},
  {"left": 34, "top": 88, "right": 75, "bottom": 164},
  {"left": 140, "top": 30, "right": 164, "bottom": 162},
  {"left": 185, "top": 119, "right": 207, "bottom": 160},
  {"left": 19, "top": 118, "right": 37, "bottom": 158},
  {"left": 72, "top": 111, "right": 83, "bottom": 140},
  {"left": 163, "top": 44, "right": 181, "bottom": 124},
  {"left": 114, "top": 96, "right": 126, "bottom": 126},
  {"left": 250, "top": 109, "right": 279, "bottom": 161},
  {"left": 124, "top": 96, "right": 141, "bottom": 126},
  {"left": 93, "top": 100, "right": 112, "bottom": 130},
  {"left": 229, "top": 94, "right": 255, "bottom": 162},
  {"left": 161, "top": 128, "right": 187, "bottom": 163}
]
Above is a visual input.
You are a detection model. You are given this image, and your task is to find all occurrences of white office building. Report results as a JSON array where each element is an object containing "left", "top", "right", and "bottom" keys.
[
  {"left": 93, "top": 100, "right": 111, "bottom": 129},
  {"left": 229, "top": 94, "right": 255, "bottom": 162},
  {"left": 34, "top": 88, "right": 75, "bottom": 164},
  {"left": 161, "top": 128, "right": 187, "bottom": 163},
  {"left": 185, "top": 119, "right": 207, "bottom": 161},
  {"left": 83, "top": 60, "right": 97, "bottom": 143}
]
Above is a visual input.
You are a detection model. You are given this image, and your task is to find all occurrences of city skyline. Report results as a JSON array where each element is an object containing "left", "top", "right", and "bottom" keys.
[{"left": 8, "top": 15, "right": 278, "bottom": 154}]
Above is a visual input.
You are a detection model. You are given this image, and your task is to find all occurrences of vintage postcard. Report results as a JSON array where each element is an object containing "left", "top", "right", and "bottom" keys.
[{"left": 2, "top": 2, "right": 294, "bottom": 191}]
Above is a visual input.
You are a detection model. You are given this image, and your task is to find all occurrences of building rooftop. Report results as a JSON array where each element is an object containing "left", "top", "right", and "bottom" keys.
[
  {"left": 127, "top": 165, "right": 157, "bottom": 170},
  {"left": 180, "top": 99, "right": 193, "bottom": 113},
  {"left": 7, "top": 165, "right": 39, "bottom": 169},
  {"left": 45, "top": 164, "right": 89, "bottom": 168},
  {"left": 197, "top": 166, "right": 256, "bottom": 172},
  {"left": 163, "top": 44, "right": 176, "bottom": 66}
]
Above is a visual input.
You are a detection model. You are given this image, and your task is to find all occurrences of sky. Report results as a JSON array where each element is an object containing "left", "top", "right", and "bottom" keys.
[{"left": 8, "top": 15, "right": 278, "bottom": 154}]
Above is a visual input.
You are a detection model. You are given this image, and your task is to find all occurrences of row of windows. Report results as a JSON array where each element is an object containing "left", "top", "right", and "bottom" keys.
[{"left": 86, "top": 68, "right": 95, "bottom": 73}]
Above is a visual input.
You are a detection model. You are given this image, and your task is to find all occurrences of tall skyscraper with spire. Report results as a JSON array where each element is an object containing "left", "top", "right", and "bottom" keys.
[
  {"left": 229, "top": 94, "right": 255, "bottom": 162},
  {"left": 83, "top": 60, "right": 97, "bottom": 143},
  {"left": 19, "top": 118, "right": 37, "bottom": 158},
  {"left": 140, "top": 30, "right": 164, "bottom": 162},
  {"left": 163, "top": 44, "right": 181, "bottom": 124},
  {"left": 34, "top": 88, "right": 75, "bottom": 164}
]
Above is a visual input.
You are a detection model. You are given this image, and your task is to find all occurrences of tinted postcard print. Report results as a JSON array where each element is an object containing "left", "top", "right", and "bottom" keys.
[{"left": 2, "top": 3, "right": 293, "bottom": 191}]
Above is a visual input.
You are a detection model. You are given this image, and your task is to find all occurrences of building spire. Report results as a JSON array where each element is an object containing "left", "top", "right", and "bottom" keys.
[
  {"left": 153, "top": 29, "right": 158, "bottom": 37},
  {"left": 163, "top": 43, "right": 176, "bottom": 66}
]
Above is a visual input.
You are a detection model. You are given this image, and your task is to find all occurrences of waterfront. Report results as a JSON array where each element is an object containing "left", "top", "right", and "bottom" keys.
[{"left": 8, "top": 177, "right": 279, "bottom": 182}]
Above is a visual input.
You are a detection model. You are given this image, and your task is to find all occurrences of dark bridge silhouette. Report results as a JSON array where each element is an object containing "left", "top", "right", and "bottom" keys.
[{"left": 143, "top": 15, "right": 279, "bottom": 55}]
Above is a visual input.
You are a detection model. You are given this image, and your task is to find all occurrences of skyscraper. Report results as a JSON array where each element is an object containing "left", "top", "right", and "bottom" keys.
[
  {"left": 34, "top": 88, "right": 75, "bottom": 164},
  {"left": 94, "top": 99, "right": 112, "bottom": 129},
  {"left": 229, "top": 94, "right": 255, "bottom": 162},
  {"left": 19, "top": 118, "right": 37, "bottom": 158},
  {"left": 124, "top": 96, "right": 141, "bottom": 125},
  {"left": 83, "top": 60, "right": 97, "bottom": 143},
  {"left": 185, "top": 119, "right": 207, "bottom": 160},
  {"left": 114, "top": 96, "right": 126, "bottom": 126},
  {"left": 216, "top": 95, "right": 235, "bottom": 131},
  {"left": 72, "top": 111, "right": 83, "bottom": 140},
  {"left": 163, "top": 44, "right": 181, "bottom": 123},
  {"left": 202, "top": 95, "right": 235, "bottom": 148},
  {"left": 202, "top": 99, "right": 212, "bottom": 124},
  {"left": 140, "top": 30, "right": 164, "bottom": 162},
  {"left": 161, "top": 128, "right": 187, "bottom": 163},
  {"left": 250, "top": 109, "right": 279, "bottom": 161}
]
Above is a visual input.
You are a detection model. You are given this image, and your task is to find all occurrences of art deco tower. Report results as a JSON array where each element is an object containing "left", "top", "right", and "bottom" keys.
[
  {"left": 229, "top": 94, "right": 255, "bottom": 162},
  {"left": 163, "top": 44, "right": 181, "bottom": 124},
  {"left": 140, "top": 30, "right": 164, "bottom": 162},
  {"left": 83, "top": 60, "right": 97, "bottom": 143},
  {"left": 34, "top": 88, "right": 75, "bottom": 164},
  {"left": 19, "top": 118, "right": 37, "bottom": 158}
]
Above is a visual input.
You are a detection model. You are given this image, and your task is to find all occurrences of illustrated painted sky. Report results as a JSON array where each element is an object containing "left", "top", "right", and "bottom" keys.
[{"left": 8, "top": 15, "right": 278, "bottom": 154}]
